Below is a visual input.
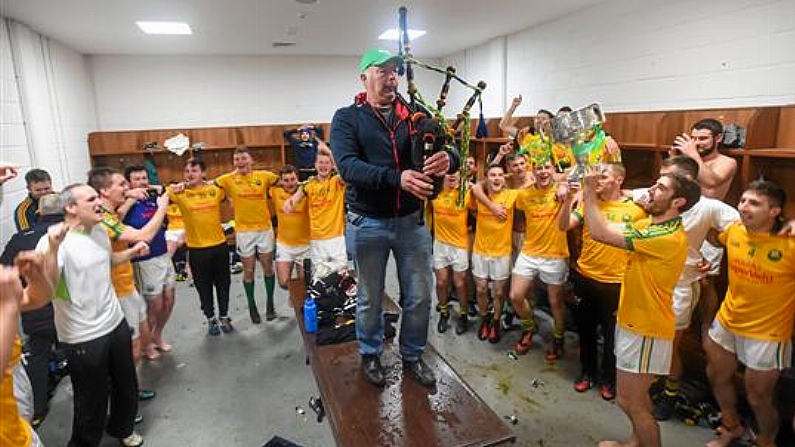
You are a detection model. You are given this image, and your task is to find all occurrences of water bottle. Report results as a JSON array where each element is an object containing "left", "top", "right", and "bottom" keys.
[{"left": 304, "top": 297, "right": 318, "bottom": 333}]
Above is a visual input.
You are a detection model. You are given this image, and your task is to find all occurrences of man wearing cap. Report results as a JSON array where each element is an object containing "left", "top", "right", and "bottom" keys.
[{"left": 330, "top": 48, "right": 459, "bottom": 387}]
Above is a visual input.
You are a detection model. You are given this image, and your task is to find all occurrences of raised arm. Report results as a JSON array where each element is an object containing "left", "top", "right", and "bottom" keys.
[
  {"left": 112, "top": 241, "right": 150, "bottom": 265},
  {"left": 117, "top": 193, "right": 170, "bottom": 244},
  {"left": 673, "top": 134, "right": 737, "bottom": 189},
  {"left": 471, "top": 181, "right": 507, "bottom": 220},
  {"left": 557, "top": 183, "right": 582, "bottom": 231},
  {"left": 499, "top": 95, "right": 523, "bottom": 137}
]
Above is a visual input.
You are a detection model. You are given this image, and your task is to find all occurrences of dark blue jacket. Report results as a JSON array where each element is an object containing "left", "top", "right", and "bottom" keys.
[{"left": 330, "top": 93, "right": 458, "bottom": 218}]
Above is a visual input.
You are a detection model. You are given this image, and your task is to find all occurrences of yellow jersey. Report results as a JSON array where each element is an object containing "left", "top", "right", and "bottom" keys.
[
  {"left": 472, "top": 189, "right": 519, "bottom": 257},
  {"left": 100, "top": 205, "right": 137, "bottom": 297},
  {"left": 214, "top": 170, "right": 279, "bottom": 232},
  {"left": 431, "top": 189, "right": 471, "bottom": 249},
  {"left": 166, "top": 203, "right": 184, "bottom": 230},
  {"left": 574, "top": 198, "right": 647, "bottom": 283},
  {"left": 167, "top": 183, "right": 226, "bottom": 248},
  {"left": 271, "top": 187, "right": 311, "bottom": 247},
  {"left": 303, "top": 175, "right": 345, "bottom": 240},
  {"left": 617, "top": 217, "right": 687, "bottom": 339},
  {"left": 717, "top": 222, "right": 795, "bottom": 341},
  {"left": 0, "top": 337, "right": 31, "bottom": 447},
  {"left": 516, "top": 185, "right": 568, "bottom": 258}
]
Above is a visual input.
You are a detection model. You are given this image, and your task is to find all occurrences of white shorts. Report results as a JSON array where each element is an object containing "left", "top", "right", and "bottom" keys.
[
  {"left": 119, "top": 292, "right": 147, "bottom": 340},
  {"left": 471, "top": 253, "right": 511, "bottom": 281},
  {"left": 165, "top": 229, "right": 185, "bottom": 243},
  {"left": 433, "top": 240, "right": 469, "bottom": 272},
  {"left": 13, "top": 362, "right": 33, "bottom": 421},
  {"left": 311, "top": 236, "right": 348, "bottom": 272},
  {"left": 708, "top": 319, "right": 792, "bottom": 371},
  {"left": 236, "top": 229, "right": 275, "bottom": 257},
  {"left": 134, "top": 253, "right": 176, "bottom": 297},
  {"left": 276, "top": 242, "right": 310, "bottom": 263},
  {"left": 512, "top": 254, "right": 569, "bottom": 285},
  {"left": 615, "top": 326, "right": 673, "bottom": 375},
  {"left": 700, "top": 240, "right": 724, "bottom": 276},
  {"left": 673, "top": 280, "right": 700, "bottom": 330}
]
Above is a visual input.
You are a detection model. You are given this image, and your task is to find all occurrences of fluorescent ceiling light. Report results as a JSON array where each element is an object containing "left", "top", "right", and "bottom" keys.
[
  {"left": 378, "top": 28, "right": 426, "bottom": 41},
  {"left": 136, "top": 21, "right": 192, "bottom": 35}
]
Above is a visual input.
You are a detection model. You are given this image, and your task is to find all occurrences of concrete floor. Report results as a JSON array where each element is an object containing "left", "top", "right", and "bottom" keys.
[{"left": 38, "top": 260, "right": 717, "bottom": 447}]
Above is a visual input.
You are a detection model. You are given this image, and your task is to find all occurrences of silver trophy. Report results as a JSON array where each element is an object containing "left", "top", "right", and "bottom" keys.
[{"left": 539, "top": 103, "right": 606, "bottom": 182}]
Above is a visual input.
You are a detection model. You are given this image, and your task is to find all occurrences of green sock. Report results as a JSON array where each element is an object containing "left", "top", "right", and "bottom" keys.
[
  {"left": 264, "top": 275, "right": 275, "bottom": 312},
  {"left": 663, "top": 377, "right": 680, "bottom": 397},
  {"left": 243, "top": 281, "right": 256, "bottom": 306},
  {"left": 553, "top": 326, "right": 564, "bottom": 340},
  {"left": 520, "top": 317, "right": 536, "bottom": 332}
]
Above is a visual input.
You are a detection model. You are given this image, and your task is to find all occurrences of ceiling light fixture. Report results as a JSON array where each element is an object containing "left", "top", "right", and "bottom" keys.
[
  {"left": 136, "top": 21, "right": 193, "bottom": 35},
  {"left": 378, "top": 28, "right": 426, "bottom": 41}
]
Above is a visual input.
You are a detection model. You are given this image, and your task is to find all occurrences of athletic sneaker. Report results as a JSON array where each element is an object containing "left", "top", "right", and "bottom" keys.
[
  {"left": 207, "top": 318, "right": 221, "bottom": 336},
  {"left": 487, "top": 320, "right": 500, "bottom": 344},
  {"left": 599, "top": 383, "right": 616, "bottom": 401},
  {"left": 230, "top": 262, "right": 243, "bottom": 274},
  {"left": 219, "top": 316, "right": 234, "bottom": 333},
  {"left": 653, "top": 393, "right": 676, "bottom": 420},
  {"left": 573, "top": 375, "right": 595, "bottom": 393},
  {"left": 119, "top": 432, "right": 144, "bottom": 447},
  {"left": 477, "top": 314, "right": 492, "bottom": 341},
  {"left": 455, "top": 314, "right": 469, "bottom": 335},
  {"left": 514, "top": 329, "right": 536, "bottom": 355},
  {"left": 544, "top": 336, "right": 564, "bottom": 361},
  {"left": 437, "top": 312, "right": 450, "bottom": 333}
]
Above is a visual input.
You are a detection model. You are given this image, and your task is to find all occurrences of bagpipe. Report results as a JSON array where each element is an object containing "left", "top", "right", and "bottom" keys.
[{"left": 397, "top": 7, "right": 486, "bottom": 205}]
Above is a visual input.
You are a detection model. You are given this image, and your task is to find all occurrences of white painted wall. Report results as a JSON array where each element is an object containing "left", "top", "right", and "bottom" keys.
[
  {"left": 90, "top": 54, "right": 443, "bottom": 131},
  {"left": 446, "top": 0, "right": 795, "bottom": 118},
  {"left": 0, "top": 18, "right": 96, "bottom": 246}
]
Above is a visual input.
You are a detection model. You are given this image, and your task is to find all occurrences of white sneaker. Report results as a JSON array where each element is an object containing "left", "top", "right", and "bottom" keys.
[{"left": 120, "top": 432, "right": 144, "bottom": 447}]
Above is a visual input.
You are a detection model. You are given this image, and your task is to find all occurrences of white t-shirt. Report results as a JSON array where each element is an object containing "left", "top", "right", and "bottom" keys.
[
  {"left": 631, "top": 189, "right": 739, "bottom": 283},
  {"left": 37, "top": 224, "right": 125, "bottom": 344}
]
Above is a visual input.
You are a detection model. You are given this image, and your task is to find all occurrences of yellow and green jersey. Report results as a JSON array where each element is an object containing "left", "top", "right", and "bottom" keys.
[
  {"left": 167, "top": 183, "right": 226, "bottom": 248},
  {"left": 574, "top": 198, "right": 647, "bottom": 283},
  {"left": 717, "top": 222, "right": 795, "bottom": 341},
  {"left": 271, "top": 187, "right": 310, "bottom": 247},
  {"left": 215, "top": 170, "right": 279, "bottom": 232},
  {"left": 472, "top": 189, "right": 519, "bottom": 257},
  {"left": 617, "top": 217, "right": 687, "bottom": 339},
  {"left": 303, "top": 175, "right": 345, "bottom": 240},
  {"left": 516, "top": 185, "right": 568, "bottom": 258},
  {"left": 431, "top": 188, "right": 471, "bottom": 249}
]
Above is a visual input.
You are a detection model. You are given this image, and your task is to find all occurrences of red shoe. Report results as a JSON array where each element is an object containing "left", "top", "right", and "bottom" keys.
[
  {"left": 487, "top": 320, "right": 500, "bottom": 344},
  {"left": 514, "top": 330, "right": 535, "bottom": 355},
  {"left": 544, "top": 336, "right": 564, "bottom": 361},
  {"left": 599, "top": 383, "right": 616, "bottom": 401},
  {"left": 478, "top": 314, "right": 492, "bottom": 341},
  {"left": 573, "top": 375, "right": 595, "bottom": 393}
]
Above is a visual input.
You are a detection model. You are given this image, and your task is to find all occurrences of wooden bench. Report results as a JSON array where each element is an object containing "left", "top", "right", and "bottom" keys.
[{"left": 289, "top": 281, "right": 516, "bottom": 447}]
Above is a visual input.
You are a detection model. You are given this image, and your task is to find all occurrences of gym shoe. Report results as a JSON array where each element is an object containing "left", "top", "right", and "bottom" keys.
[
  {"left": 599, "top": 383, "right": 616, "bottom": 401},
  {"left": 265, "top": 310, "right": 277, "bottom": 321},
  {"left": 403, "top": 358, "right": 436, "bottom": 387},
  {"left": 468, "top": 302, "right": 478, "bottom": 317},
  {"left": 477, "top": 314, "right": 492, "bottom": 341},
  {"left": 119, "top": 432, "right": 144, "bottom": 447},
  {"left": 362, "top": 355, "right": 385, "bottom": 387},
  {"left": 138, "top": 389, "right": 156, "bottom": 401},
  {"left": 219, "top": 316, "right": 234, "bottom": 333},
  {"left": 134, "top": 413, "right": 143, "bottom": 424},
  {"left": 249, "top": 304, "right": 262, "bottom": 324},
  {"left": 653, "top": 393, "right": 676, "bottom": 420},
  {"left": 455, "top": 314, "right": 469, "bottom": 335},
  {"left": 514, "top": 329, "right": 536, "bottom": 355},
  {"left": 487, "top": 320, "right": 500, "bottom": 344},
  {"left": 437, "top": 312, "right": 450, "bottom": 333},
  {"left": 573, "top": 375, "right": 595, "bottom": 393},
  {"left": 502, "top": 311, "right": 515, "bottom": 330},
  {"left": 207, "top": 318, "right": 221, "bottom": 336},
  {"left": 230, "top": 262, "right": 243, "bottom": 274},
  {"left": 544, "top": 336, "right": 565, "bottom": 361}
]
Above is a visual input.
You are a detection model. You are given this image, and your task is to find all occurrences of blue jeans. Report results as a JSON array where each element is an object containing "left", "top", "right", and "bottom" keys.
[{"left": 347, "top": 211, "right": 432, "bottom": 362}]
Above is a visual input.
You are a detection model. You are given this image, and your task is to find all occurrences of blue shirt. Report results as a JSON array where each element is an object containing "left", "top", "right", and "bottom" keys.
[{"left": 123, "top": 199, "right": 167, "bottom": 261}]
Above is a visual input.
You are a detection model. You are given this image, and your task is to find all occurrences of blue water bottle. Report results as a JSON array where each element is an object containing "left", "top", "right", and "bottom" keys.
[
  {"left": 303, "top": 258, "right": 318, "bottom": 333},
  {"left": 304, "top": 297, "right": 318, "bottom": 333}
]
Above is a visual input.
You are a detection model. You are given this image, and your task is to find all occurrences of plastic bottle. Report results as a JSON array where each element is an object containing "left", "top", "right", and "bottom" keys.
[{"left": 304, "top": 297, "right": 318, "bottom": 333}]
